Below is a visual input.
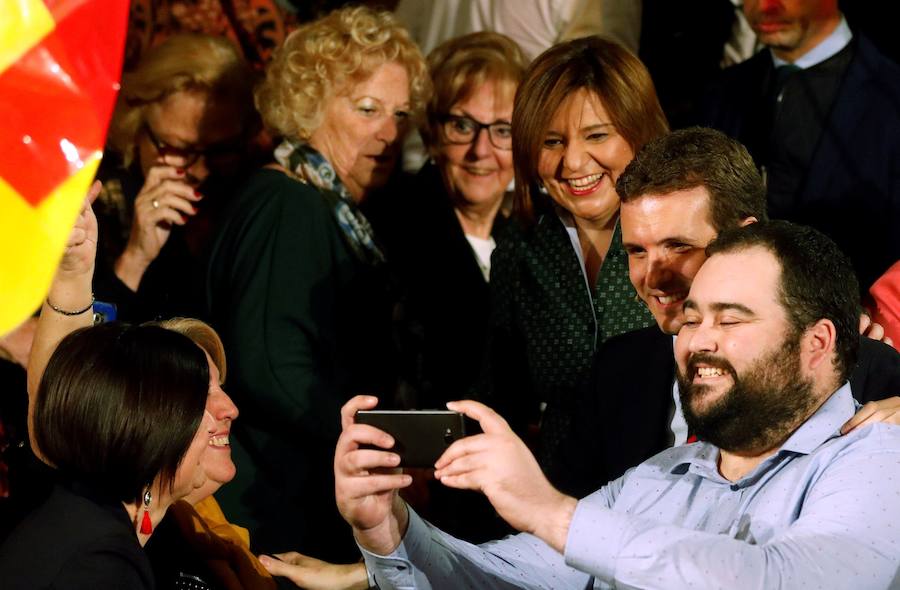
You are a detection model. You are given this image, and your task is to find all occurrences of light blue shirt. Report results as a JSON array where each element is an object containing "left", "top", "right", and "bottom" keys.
[
  {"left": 668, "top": 334, "right": 690, "bottom": 446},
  {"left": 771, "top": 16, "right": 853, "bottom": 69},
  {"left": 362, "top": 384, "right": 900, "bottom": 589}
]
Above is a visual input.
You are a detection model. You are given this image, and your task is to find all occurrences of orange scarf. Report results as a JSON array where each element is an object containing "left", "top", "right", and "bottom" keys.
[{"left": 169, "top": 497, "right": 276, "bottom": 590}]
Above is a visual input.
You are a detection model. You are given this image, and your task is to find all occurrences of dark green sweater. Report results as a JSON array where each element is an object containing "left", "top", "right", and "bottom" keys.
[
  {"left": 207, "top": 169, "right": 395, "bottom": 560},
  {"left": 484, "top": 213, "right": 654, "bottom": 467}
]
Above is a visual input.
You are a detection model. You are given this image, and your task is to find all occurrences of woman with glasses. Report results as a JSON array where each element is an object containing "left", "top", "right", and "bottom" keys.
[
  {"left": 94, "top": 34, "right": 257, "bottom": 322},
  {"left": 484, "top": 37, "right": 669, "bottom": 473},
  {"left": 365, "top": 31, "right": 526, "bottom": 544},
  {"left": 374, "top": 31, "right": 526, "bottom": 414}
]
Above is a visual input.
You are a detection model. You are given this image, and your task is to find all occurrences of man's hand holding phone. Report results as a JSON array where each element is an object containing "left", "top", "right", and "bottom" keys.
[
  {"left": 434, "top": 400, "right": 578, "bottom": 554},
  {"left": 335, "top": 396, "right": 577, "bottom": 556},
  {"left": 334, "top": 395, "right": 412, "bottom": 556}
]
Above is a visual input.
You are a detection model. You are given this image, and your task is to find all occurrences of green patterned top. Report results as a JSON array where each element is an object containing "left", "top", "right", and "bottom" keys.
[{"left": 484, "top": 213, "right": 654, "bottom": 466}]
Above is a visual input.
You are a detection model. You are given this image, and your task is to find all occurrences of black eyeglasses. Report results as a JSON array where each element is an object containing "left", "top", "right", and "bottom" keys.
[
  {"left": 143, "top": 124, "right": 242, "bottom": 168},
  {"left": 439, "top": 115, "right": 512, "bottom": 150}
]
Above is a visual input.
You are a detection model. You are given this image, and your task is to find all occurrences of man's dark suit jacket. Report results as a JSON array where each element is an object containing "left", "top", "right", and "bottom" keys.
[
  {"left": 551, "top": 325, "right": 900, "bottom": 498},
  {"left": 697, "top": 35, "right": 900, "bottom": 290}
]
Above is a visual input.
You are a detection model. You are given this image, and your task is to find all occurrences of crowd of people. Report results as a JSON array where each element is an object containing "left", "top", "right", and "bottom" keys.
[{"left": 2, "top": 0, "right": 900, "bottom": 588}]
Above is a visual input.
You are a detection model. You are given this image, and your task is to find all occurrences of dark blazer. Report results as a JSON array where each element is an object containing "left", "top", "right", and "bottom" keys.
[
  {"left": 552, "top": 327, "right": 900, "bottom": 499},
  {"left": 366, "top": 162, "right": 505, "bottom": 409},
  {"left": 0, "top": 481, "right": 153, "bottom": 590},
  {"left": 697, "top": 35, "right": 900, "bottom": 290},
  {"left": 207, "top": 169, "right": 395, "bottom": 560}
]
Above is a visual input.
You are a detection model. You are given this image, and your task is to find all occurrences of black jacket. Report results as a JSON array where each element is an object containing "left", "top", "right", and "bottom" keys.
[
  {"left": 696, "top": 35, "right": 900, "bottom": 290},
  {"left": 0, "top": 480, "right": 153, "bottom": 589}
]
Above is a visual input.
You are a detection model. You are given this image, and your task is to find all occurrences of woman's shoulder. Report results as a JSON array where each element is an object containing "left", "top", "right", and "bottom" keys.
[
  {"left": 0, "top": 484, "right": 152, "bottom": 589},
  {"left": 219, "top": 168, "right": 332, "bottom": 237},
  {"left": 236, "top": 168, "right": 327, "bottom": 211},
  {"left": 492, "top": 214, "right": 557, "bottom": 262}
]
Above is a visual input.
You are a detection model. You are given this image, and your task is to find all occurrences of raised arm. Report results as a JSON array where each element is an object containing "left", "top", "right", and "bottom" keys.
[{"left": 26, "top": 181, "right": 101, "bottom": 456}]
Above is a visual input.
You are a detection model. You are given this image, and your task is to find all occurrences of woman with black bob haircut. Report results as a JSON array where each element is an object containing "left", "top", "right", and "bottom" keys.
[{"left": 0, "top": 321, "right": 214, "bottom": 589}]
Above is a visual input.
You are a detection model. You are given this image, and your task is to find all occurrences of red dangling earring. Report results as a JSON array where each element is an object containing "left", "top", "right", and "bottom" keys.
[{"left": 140, "top": 488, "right": 153, "bottom": 535}]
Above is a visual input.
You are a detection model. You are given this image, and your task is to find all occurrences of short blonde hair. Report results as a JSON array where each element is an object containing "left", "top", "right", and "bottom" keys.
[
  {"left": 107, "top": 34, "right": 256, "bottom": 167},
  {"left": 422, "top": 32, "right": 526, "bottom": 153},
  {"left": 256, "top": 5, "right": 429, "bottom": 140},
  {"left": 158, "top": 318, "right": 227, "bottom": 383}
]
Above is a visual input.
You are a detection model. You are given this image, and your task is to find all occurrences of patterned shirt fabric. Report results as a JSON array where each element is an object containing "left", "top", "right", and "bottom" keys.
[
  {"left": 485, "top": 213, "right": 653, "bottom": 466},
  {"left": 361, "top": 384, "right": 900, "bottom": 589}
]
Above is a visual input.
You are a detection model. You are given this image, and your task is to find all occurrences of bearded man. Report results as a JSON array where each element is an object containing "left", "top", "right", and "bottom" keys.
[{"left": 334, "top": 221, "right": 900, "bottom": 590}]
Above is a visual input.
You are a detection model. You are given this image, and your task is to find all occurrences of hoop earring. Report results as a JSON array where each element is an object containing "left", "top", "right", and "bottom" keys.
[{"left": 139, "top": 487, "right": 153, "bottom": 535}]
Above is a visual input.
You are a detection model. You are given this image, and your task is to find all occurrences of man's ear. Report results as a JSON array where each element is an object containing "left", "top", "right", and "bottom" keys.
[
  {"left": 801, "top": 318, "right": 837, "bottom": 373},
  {"left": 738, "top": 216, "right": 758, "bottom": 228}
]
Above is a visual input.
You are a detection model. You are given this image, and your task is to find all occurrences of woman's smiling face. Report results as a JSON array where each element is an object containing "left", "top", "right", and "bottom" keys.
[
  {"left": 435, "top": 79, "right": 515, "bottom": 211},
  {"left": 200, "top": 352, "right": 239, "bottom": 486},
  {"left": 537, "top": 88, "right": 634, "bottom": 223}
]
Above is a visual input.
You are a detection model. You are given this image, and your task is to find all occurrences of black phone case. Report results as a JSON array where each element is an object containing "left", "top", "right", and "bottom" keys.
[{"left": 355, "top": 410, "right": 481, "bottom": 467}]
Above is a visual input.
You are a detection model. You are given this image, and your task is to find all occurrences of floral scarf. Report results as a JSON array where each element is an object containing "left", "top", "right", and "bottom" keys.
[{"left": 274, "top": 139, "right": 386, "bottom": 266}]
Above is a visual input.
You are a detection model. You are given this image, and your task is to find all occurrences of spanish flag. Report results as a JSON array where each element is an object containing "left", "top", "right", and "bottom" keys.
[{"left": 0, "top": 0, "right": 127, "bottom": 336}]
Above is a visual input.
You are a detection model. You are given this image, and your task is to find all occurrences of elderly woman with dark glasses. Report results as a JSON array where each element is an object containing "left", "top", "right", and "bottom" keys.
[{"left": 93, "top": 33, "right": 257, "bottom": 322}]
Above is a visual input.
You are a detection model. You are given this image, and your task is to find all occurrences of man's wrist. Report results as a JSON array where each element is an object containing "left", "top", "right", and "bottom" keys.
[
  {"left": 353, "top": 497, "right": 410, "bottom": 556},
  {"left": 533, "top": 493, "right": 578, "bottom": 554}
]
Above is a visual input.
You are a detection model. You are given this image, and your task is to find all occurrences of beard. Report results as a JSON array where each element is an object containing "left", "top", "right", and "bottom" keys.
[{"left": 676, "top": 333, "right": 817, "bottom": 453}]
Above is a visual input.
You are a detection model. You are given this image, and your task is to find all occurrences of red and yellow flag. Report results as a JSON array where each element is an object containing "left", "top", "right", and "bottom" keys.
[{"left": 0, "top": 0, "right": 127, "bottom": 336}]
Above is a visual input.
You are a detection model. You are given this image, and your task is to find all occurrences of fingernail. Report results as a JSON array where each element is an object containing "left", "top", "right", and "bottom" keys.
[
  {"left": 177, "top": 169, "right": 185, "bottom": 175},
  {"left": 194, "top": 190, "right": 202, "bottom": 198},
  {"left": 181, "top": 214, "right": 187, "bottom": 223}
]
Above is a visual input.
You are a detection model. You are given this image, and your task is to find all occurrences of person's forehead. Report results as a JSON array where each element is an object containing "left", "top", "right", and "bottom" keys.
[
  {"left": 621, "top": 187, "right": 716, "bottom": 241},
  {"left": 345, "top": 61, "right": 410, "bottom": 105},
  {"left": 449, "top": 80, "right": 515, "bottom": 118},
  {"left": 688, "top": 247, "right": 781, "bottom": 309},
  {"left": 549, "top": 87, "right": 610, "bottom": 127},
  {"left": 145, "top": 90, "right": 243, "bottom": 146}
]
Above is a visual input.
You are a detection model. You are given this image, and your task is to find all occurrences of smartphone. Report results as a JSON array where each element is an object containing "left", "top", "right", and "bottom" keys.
[{"left": 354, "top": 410, "right": 481, "bottom": 468}]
